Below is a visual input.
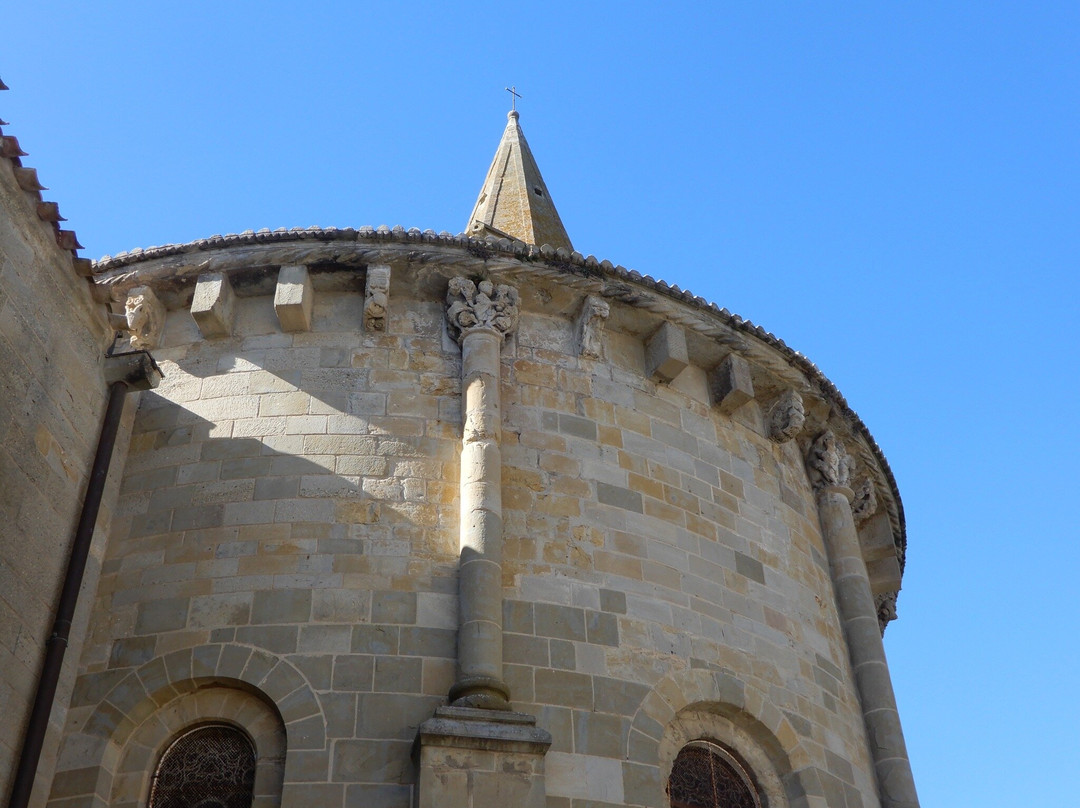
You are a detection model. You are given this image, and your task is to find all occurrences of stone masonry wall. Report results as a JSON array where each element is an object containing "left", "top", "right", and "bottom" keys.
[
  {"left": 52, "top": 290, "right": 463, "bottom": 807},
  {"left": 0, "top": 157, "right": 115, "bottom": 803},
  {"left": 498, "top": 313, "right": 878, "bottom": 807},
  {"left": 51, "top": 270, "right": 881, "bottom": 808}
]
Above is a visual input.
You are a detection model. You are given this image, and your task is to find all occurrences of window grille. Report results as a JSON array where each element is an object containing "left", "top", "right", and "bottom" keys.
[
  {"left": 148, "top": 723, "right": 256, "bottom": 808},
  {"left": 668, "top": 741, "right": 761, "bottom": 808}
]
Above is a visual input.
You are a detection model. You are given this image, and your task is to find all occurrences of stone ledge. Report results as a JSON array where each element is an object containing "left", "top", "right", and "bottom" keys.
[{"left": 416, "top": 706, "right": 552, "bottom": 754}]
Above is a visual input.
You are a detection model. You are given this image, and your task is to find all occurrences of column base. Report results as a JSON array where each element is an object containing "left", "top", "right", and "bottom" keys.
[
  {"left": 448, "top": 675, "right": 511, "bottom": 710},
  {"left": 415, "top": 707, "right": 552, "bottom": 808}
]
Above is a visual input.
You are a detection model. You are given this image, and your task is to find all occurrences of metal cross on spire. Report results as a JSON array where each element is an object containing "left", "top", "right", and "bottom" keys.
[{"left": 505, "top": 85, "right": 522, "bottom": 112}]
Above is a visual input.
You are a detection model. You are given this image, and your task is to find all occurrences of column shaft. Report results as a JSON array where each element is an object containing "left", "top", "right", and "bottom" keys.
[
  {"left": 450, "top": 328, "right": 510, "bottom": 708},
  {"left": 817, "top": 486, "right": 920, "bottom": 808}
]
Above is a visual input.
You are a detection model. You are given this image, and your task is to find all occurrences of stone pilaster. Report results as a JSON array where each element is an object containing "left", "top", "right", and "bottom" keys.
[
  {"left": 807, "top": 431, "right": 920, "bottom": 808},
  {"left": 445, "top": 277, "right": 520, "bottom": 710}
]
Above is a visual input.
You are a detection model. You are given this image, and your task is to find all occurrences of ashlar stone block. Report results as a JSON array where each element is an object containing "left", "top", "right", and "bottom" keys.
[
  {"left": 645, "top": 321, "right": 689, "bottom": 383},
  {"left": 274, "top": 265, "right": 313, "bottom": 332},
  {"left": 190, "top": 272, "right": 236, "bottom": 339}
]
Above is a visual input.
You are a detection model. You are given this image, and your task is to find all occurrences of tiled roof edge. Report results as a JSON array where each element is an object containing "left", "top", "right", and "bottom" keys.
[{"left": 0, "top": 79, "right": 91, "bottom": 276}]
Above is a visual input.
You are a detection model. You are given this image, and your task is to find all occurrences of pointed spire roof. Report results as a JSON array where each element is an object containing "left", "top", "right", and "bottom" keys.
[{"left": 465, "top": 110, "right": 573, "bottom": 250}]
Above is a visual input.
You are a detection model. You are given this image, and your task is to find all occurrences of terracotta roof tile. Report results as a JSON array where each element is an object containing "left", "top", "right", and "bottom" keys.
[{"left": 1, "top": 80, "right": 86, "bottom": 264}]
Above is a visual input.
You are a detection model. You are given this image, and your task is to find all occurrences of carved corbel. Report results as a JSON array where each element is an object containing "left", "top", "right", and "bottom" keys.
[
  {"left": 709, "top": 353, "right": 754, "bottom": 414},
  {"left": 275, "top": 265, "right": 313, "bottom": 332},
  {"left": 767, "top": 389, "right": 805, "bottom": 443},
  {"left": 575, "top": 295, "right": 609, "bottom": 359},
  {"left": 851, "top": 476, "right": 879, "bottom": 526},
  {"left": 806, "top": 430, "right": 851, "bottom": 491},
  {"left": 121, "top": 286, "right": 165, "bottom": 350},
  {"left": 190, "top": 272, "right": 236, "bottom": 339},
  {"left": 645, "top": 321, "right": 689, "bottom": 383},
  {"left": 875, "top": 591, "right": 898, "bottom": 635},
  {"left": 364, "top": 264, "right": 391, "bottom": 332},
  {"left": 445, "top": 276, "right": 520, "bottom": 342}
]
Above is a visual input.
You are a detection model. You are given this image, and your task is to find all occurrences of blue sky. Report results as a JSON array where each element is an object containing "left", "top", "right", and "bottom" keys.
[{"left": 6, "top": 3, "right": 1079, "bottom": 804}]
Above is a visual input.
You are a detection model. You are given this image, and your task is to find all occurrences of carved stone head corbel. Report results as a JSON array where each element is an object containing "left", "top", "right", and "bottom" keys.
[
  {"left": 575, "top": 294, "right": 610, "bottom": 359},
  {"left": 851, "top": 476, "right": 879, "bottom": 526},
  {"left": 806, "top": 430, "right": 851, "bottom": 491},
  {"left": 123, "top": 286, "right": 165, "bottom": 350},
  {"left": 875, "top": 591, "right": 898, "bottom": 634},
  {"left": 364, "top": 264, "right": 391, "bottom": 332},
  {"left": 767, "top": 389, "right": 805, "bottom": 443}
]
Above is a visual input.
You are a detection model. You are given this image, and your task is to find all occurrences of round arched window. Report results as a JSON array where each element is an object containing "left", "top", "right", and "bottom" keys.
[
  {"left": 148, "top": 723, "right": 256, "bottom": 808},
  {"left": 668, "top": 741, "right": 761, "bottom": 808}
]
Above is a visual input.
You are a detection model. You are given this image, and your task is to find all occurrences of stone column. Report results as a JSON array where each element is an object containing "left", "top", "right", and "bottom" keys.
[
  {"left": 445, "top": 277, "right": 520, "bottom": 710},
  {"left": 416, "top": 279, "right": 550, "bottom": 808},
  {"left": 807, "top": 431, "right": 920, "bottom": 808}
]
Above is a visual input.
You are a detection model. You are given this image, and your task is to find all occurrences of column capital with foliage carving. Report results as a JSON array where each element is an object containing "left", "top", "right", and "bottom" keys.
[
  {"left": 806, "top": 430, "right": 852, "bottom": 493},
  {"left": 446, "top": 277, "right": 520, "bottom": 343}
]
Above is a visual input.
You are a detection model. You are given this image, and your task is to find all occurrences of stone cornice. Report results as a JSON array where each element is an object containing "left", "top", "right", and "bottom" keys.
[{"left": 90, "top": 226, "right": 907, "bottom": 571}]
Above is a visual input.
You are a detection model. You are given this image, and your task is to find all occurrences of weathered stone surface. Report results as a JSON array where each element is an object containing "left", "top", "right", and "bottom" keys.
[
  {"left": 852, "top": 476, "right": 879, "bottom": 526},
  {"left": 5, "top": 115, "right": 914, "bottom": 808},
  {"left": 875, "top": 591, "right": 898, "bottom": 633},
  {"left": 645, "top": 320, "right": 689, "bottom": 383},
  {"left": 416, "top": 708, "right": 551, "bottom": 808},
  {"left": 448, "top": 279, "right": 518, "bottom": 710},
  {"left": 273, "top": 264, "right": 313, "bottom": 332},
  {"left": 709, "top": 352, "right": 755, "bottom": 413},
  {"left": 465, "top": 109, "right": 573, "bottom": 251},
  {"left": 867, "top": 554, "right": 903, "bottom": 595},
  {"left": 363, "top": 264, "right": 390, "bottom": 332},
  {"left": 445, "top": 276, "right": 520, "bottom": 343},
  {"left": 0, "top": 146, "right": 117, "bottom": 802},
  {"left": 190, "top": 272, "right": 236, "bottom": 338},
  {"left": 809, "top": 452, "right": 919, "bottom": 807},
  {"left": 124, "top": 285, "right": 166, "bottom": 349},
  {"left": 807, "top": 430, "right": 852, "bottom": 490},
  {"left": 768, "top": 388, "right": 806, "bottom": 442},
  {"left": 575, "top": 294, "right": 609, "bottom": 359},
  {"left": 418, "top": 707, "right": 552, "bottom": 753}
]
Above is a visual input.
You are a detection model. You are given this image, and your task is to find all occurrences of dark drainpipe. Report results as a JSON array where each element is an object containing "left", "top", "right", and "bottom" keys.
[{"left": 7, "top": 351, "right": 161, "bottom": 808}]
